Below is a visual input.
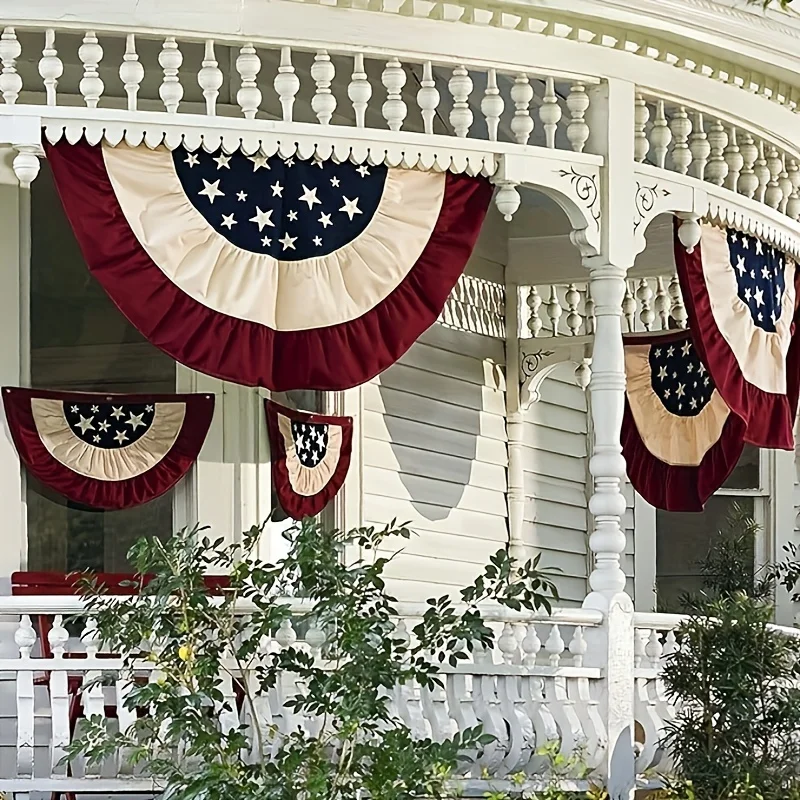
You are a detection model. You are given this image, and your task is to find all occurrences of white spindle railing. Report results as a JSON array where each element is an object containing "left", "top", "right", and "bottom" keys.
[
  {"left": 0, "top": 26, "right": 592, "bottom": 153},
  {"left": 522, "top": 275, "right": 686, "bottom": 339},
  {"left": 0, "top": 596, "right": 605, "bottom": 791},
  {"left": 637, "top": 92, "right": 800, "bottom": 223}
]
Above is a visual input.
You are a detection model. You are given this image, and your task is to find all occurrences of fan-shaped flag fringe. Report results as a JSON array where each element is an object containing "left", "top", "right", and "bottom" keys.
[
  {"left": 2, "top": 388, "right": 214, "bottom": 510},
  {"left": 44, "top": 138, "right": 493, "bottom": 391},
  {"left": 673, "top": 219, "right": 800, "bottom": 449},
  {"left": 266, "top": 400, "right": 353, "bottom": 520},
  {"left": 621, "top": 330, "right": 746, "bottom": 512}
]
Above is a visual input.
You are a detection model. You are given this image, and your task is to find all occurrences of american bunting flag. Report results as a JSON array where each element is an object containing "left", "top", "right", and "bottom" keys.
[{"left": 45, "top": 139, "right": 492, "bottom": 392}]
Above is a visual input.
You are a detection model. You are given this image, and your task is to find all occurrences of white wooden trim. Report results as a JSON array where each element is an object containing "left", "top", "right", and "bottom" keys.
[
  {"left": 770, "top": 449, "right": 795, "bottom": 626},
  {"left": 632, "top": 493, "right": 657, "bottom": 613},
  {"left": 0, "top": 152, "right": 26, "bottom": 586}
]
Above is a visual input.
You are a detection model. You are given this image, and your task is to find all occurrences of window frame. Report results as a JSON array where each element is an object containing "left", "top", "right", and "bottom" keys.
[{"left": 635, "top": 447, "right": 795, "bottom": 617}]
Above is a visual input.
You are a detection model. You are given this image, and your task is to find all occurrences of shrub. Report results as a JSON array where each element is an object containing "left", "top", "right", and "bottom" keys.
[{"left": 68, "top": 518, "right": 559, "bottom": 800}]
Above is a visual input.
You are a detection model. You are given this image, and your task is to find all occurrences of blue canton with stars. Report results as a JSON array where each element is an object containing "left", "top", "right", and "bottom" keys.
[
  {"left": 63, "top": 402, "right": 155, "bottom": 449},
  {"left": 649, "top": 335, "right": 714, "bottom": 417},
  {"left": 727, "top": 229, "right": 787, "bottom": 334},
  {"left": 291, "top": 420, "right": 329, "bottom": 468},
  {"left": 172, "top": 146, "right": 388, "bottom": 261}
]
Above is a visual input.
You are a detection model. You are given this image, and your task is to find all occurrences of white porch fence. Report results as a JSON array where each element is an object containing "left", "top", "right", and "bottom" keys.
[{"left": 0, "top": 596, "right": 745, "bottom": 795}]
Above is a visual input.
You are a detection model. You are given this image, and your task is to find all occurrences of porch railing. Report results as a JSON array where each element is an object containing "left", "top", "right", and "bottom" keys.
[
  {"left": 0, "top": 596, "right": 612, "bottom": 794},
  {"left": 0, "top": 24, "right": 599, "bottom": 158}
]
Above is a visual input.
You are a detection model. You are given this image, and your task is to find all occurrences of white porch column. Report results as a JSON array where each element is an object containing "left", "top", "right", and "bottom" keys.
[{"left": 582, "top": 78, "right": 636, "bottom": 800}]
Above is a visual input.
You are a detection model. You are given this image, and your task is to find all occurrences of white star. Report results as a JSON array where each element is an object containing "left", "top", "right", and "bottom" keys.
[
  {"left": 678, "top": 403, "right": 683, "bottom": 411},
  {"left": 145, "top": 405, "right": 154, "bottom": 413},
  {"left": 311, "top": 450, "right": 320, "bottom": 464},
  {"left": 658, "top": 366, "right": 668, "bottom": 380},
  {"left": 330, "top": 176, "right": 341, "bottom": 187},
  {"left": 698, "top": 363, "right": 706, "bottom": 375},
  {"left": 221, "top": 213, "right": 237, "bottom": 230},
  {"left": 761, "top": 265, "right": 771, "bottom": 280},
  {"left": 184, "top": 152, "right": 199, "bottom": 167},
  {"left": 284, "top": 157, "right": 295, "bottom": 167},
  {"left": 299, "top": 185, "right": 322, "bottom": 210},
  {"left": 271, "top": 181, "right": 284, "bottom": 197},
  {"left": 339, "top": 196, "right": 363, "bottom": 220},
  {"left": 771, "top": 312, "right": 778, "bottom": 325},
  {"left": 91, "top": 405, "right": 99, "bottom": 413},
  {"left": 287, "top": 210, "right": 298, "bottom": 222},
  {"left": 314, "top": 159, "right": 325, "bottom": 169},
  {"left": 249, "top": 154, "right": 271, "bottom": 171},
  {"left": 704, "top": 377, "right": 710, "bottom": 386},
  {"left": 672, "top": 372, "right": 677, "bottom": 379},
  {"left": 279, "top": 233, "right": 297, "bottom": 251},
  {"left": 664, "top": 389, "right": 671, "bottom": 399},
  {"left": 729, "top": 231, "right": 738, "bottom": 244},
  {"left": 249, "top": 207, "right": 275, "bottom": 231},
  {"left": 261, "top": 236, "right": 272, "bottom": 247},
  {"left": 296, "top": 435, "right": 305, "bottom": 452},
  {"left": 110, "top": 406, "right": 125, "bottom": 420},
  {"left": 198, "top": 179, "right": 224, "bottom": 203},
  {"left": 126, "top": 412, "right": 146, "bottom": 431},
  {"left": 319, "top": 212, "right": 333, "bottom": 228},
  {"left": 213, "top": 153, "right": 231, "bottom": 170},
  {"left": 736, "top": 255, "right": 746, "bottom": 275},
  {"left": 758, "top": 311, "right": 764, "bottom": 322},
  {"left": 687, "top": 363, "right": 694, "bottom": 372},
  {"left": 313, "top": 236, "right": 323, "bottom": 246},
  {"left": 98, "top": 420, "right": 110, "bottom": 432},
  {"left": 756, "top": 239, "right": 764, "bottom": 255},
  {"left": 681, "top": 340, "right": 691, "bottom": 356},
  {"left": 114, "top": 430, "right": 129, "bottom": 445},
  {"left": 693, "top": 382, "right": 698, "bottom": 388},
  {"left": 70, "top": 405, "right": 79, "bottom": 413},
  {"left": 676, "top": 383, "right": 686, "bottom": 398},
  {"left": 754, "top": 286, "right": 765, "bottom": 308},
  {"left": 237, "top": 191, "right": 248, "bottom": 202},
  {"left": 742, "top": 235, "right": 750, "bottom": 249},
  {"left": 744, "top": 287, "right": 752, "bottom": 301},
  {"left": 92, "top": 435, "right": 101, "bottom": 443},
  {"left": 356, "top": 165, "right": 370, "bottom": 177},
  {"left": 654, "top": 348, "right": 661, "bottom": 358},
  {"left": 75, "top": 415, "right": 95, "bottom": 435},
  {"left": 750, "top": 270, "right": 755, "bottom": 279},
  {"left": 667, "top": 346, "right": 675, "bottom": 357}
]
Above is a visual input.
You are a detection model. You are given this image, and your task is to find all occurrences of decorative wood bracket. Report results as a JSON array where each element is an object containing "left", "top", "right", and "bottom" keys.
[{"left": 519, "top": 336, "right": 592, "bottom": 409}]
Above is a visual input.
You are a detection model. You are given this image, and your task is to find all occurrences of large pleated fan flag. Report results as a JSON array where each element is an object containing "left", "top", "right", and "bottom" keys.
[
  {"left": 44, "top": 139, "right": 493, "bottom": 392},
  {"left": 674, "top": 221, "right": 800, "bottom": 449},
  {"left": 2, "top": 388, "right": 214, "bottom": 509},
  {"left": 266, "top": 400, "right": 353, "bottom": 520},
  {"left": 621, "top": 331, "right": 746, "bottom": 512}
]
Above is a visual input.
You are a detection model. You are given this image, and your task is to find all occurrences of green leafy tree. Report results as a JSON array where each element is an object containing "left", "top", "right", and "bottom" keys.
[
  {"left": 69, "top": 518, "right": 560, "bottom": 800},
  {"left": 660, "top": 509, "right": 800, "bottom": 800}
]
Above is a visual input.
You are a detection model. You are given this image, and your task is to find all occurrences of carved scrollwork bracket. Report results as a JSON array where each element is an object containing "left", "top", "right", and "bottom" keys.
[{"left": 519, "top": 337, "right": 593, "bottom": 410}]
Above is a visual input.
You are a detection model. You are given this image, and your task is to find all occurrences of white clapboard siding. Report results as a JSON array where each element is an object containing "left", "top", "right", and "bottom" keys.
[
  {"left": 522, "top": 373, "right": 590, "bottom": 606},
  {"left": 363, "top": 313, "right": 508, "bottom": 601}
]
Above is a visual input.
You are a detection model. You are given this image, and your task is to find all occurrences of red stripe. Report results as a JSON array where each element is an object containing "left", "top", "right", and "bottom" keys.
[{"left": 44, "top": 138, "right": 493, "bottom": 392}]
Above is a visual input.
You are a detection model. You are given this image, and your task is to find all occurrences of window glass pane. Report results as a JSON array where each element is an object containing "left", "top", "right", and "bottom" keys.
[
  {"left": 655, "top": 495, "right": 755, "bottom": 611},
  {"left": 27, "top": 163, "right": 176, "bottom": 575},
  {"left": 721, "top": 444, "right": 760, "bottom": 490}
]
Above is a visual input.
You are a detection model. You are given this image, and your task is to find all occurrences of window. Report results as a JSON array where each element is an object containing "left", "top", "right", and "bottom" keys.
[
  {"left": 654, "top": 445, "right": 767, "bottom": 611},
  {"left": 26, "top": 162, "right": 177, "bottom": 574}
]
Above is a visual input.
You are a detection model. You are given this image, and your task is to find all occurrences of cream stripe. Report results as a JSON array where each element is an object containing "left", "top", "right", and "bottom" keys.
[
  {"left": 103, "top": 143, "right": 446, "bottom": 332},
  {"left": 278, "top": 414, "right": 342, "bottom": 497},
  {"left": 625, "top": 346, "right": 730, "bottom": 467},
  {"left": 31, "top": 399, "right": 185, "bottom": 481},
  {"left": 701, "top": 224, "right": 794, "bottom": 395}
]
